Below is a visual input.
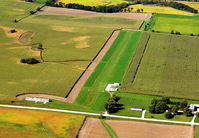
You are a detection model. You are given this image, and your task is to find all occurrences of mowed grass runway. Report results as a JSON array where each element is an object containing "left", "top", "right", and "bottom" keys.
[
  {"left": 0, "top": 0, "right": 141, "bottom": 102},
  {"left": 148, "top": 14, "right": 199, "bottom": 35},
  {"left": 75, "top": 30, "right": 142, "bottom": 112},
  {"left": 122, "top": 32, "right": 199, "bottom": 100}
]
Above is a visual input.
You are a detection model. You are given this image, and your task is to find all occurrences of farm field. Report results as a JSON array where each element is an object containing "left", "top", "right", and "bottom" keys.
[
  {"left": 122, "top": 32, "right": 199, "bottom": 100},
  {"left": 106, "top": 120, "right": 193, "bottom": 138},
  {"left": 0, "top": 107, "right": 85, "bottom": 138},
  {"left": 78, "top": 118, "right": 110, "bottom": 138},
  {"left": 0, "top": 0, "right": 141, "bottom": 102},
  {"left": 148, "top": 14, "right": 199, "bottom": 35},
  {"left": 56, "top": 0, "right": 130, "bottom": 6},
  {"left": 126, "top": 4, "right": 194, "bottom": 16}
]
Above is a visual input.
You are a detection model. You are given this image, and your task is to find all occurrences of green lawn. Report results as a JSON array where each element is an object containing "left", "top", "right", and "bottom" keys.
[
  {"left": 0, "top": 0, "right": 141, "bottom": 102},
  {"left": 148, "top": 14, "right": 199, "bottom": 35}
]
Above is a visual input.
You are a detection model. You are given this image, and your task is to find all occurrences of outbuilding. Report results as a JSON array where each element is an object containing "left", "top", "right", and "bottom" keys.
[{"left": 130, "top": 107, "right": 144, "bottom": 111}]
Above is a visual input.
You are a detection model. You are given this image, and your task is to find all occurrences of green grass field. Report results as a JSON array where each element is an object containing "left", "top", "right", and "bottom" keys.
[
  {"left": 122, "top": 32, "right": 199, "bottom": 100},
  {"left": 148, "top": 14, "right": 199, "bottom": 35},
  {"left": 0, "top": 0, "right": 141, "bottom": 102}
]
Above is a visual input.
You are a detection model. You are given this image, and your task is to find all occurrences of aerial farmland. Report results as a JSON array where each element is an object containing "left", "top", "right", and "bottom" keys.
[{"left": 1, "top": 0, "right": 199, "bottom": 137}]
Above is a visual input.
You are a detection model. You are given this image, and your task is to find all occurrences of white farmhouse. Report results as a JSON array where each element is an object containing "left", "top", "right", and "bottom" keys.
[{"left": 189, "top": 104, "right": 199, "bottom": 112}]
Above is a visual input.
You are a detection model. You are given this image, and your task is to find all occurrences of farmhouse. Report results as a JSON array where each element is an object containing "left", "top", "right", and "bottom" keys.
[
  {"left": 25, "top": 97, "right": 49, "bottom": 104},
  {"left": 189, "top": 104, "right": 199, "bottom": 112},
  {"left": 130, "top": 107, "right": 144, "bottom": 111},
  {"left": 105, "top": 83, "right": 120, "bottom": 92}
]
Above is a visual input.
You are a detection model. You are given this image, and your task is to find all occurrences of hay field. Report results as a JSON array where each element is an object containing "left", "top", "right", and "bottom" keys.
[
  {"left": 0, "top": 0, "right": 141, "bottom": 102},
  {"left": 122, "top": 32, "right": 199, "bottom": 100},
  {"left": 148, "top": 14, "right": 199, "bottom": 35},
  {"left": 57, "top": 0, "right": 130, "bottom": 6},
  {"left": 0, "top": 108, "right": 85, "bottom": 138},
  {"left": 126, "top": 4, "right": 194, "bottom": 16}
]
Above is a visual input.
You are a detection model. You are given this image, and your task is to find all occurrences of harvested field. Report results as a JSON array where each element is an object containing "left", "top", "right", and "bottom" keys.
[
  {"left": 41, "top": 6, "right": 152, "bottom": 20},
  {"left": 78, "top": 118, "right": 110, "bottom": 138},
  {"left": 122, "top": 32, "right": 199, "bottom": 100},
  {"left": 66, "top": 30, "right": 120, "bottom": 103},
  {"left": 106, "top": 120, "right": 193, "bottom": 138}
]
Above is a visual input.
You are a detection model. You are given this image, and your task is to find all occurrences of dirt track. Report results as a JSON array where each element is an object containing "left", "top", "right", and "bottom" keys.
[
  {"left": 78, "top": 118, "right": 110, "bottom": 138},
  {"left": 41, "top": 7, "right": 152, "bottom": 20},
  {"left": 65, "top": 30, "right": 120, "bottom": 103},
  {"left": 106, "top": 120, "right": 193, "bottom": 138}
]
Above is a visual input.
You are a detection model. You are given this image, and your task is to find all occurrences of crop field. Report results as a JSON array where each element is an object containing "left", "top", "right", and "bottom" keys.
[
  {"left": 122, "top": 32, "right": 199, "bottom": 100},
  {"left": 0, "top": 0, "right": 141, "bottom": 102},
  {"left": 148, "top": 14, "right": 199, "bottom": 35},
  {"left": 126, "top": 4, "right": 194, "bottom": 16},
  {"left": 0, "top": 108, "right": 85, "bottom": 137},
  {"left": 57, "top": 0, "right": 130, "bottom": 6}
]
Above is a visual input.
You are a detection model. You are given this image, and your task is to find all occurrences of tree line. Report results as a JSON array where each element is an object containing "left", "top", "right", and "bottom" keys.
[
  {"left": 46, "top": 0, "right": 131, "bottom": 13},
  {"left": 135, "top": 1, "right": 198, "bottom": 13},
  {"left": 149, "top": 97, "right": 193, "bottom": 119}
]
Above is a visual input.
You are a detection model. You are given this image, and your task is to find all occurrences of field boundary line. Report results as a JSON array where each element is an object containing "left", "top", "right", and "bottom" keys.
[
  {"left": 65, "top": 29, "right": 121, "bottom": 103},
  {"left": 131, "top": 34, "right": 150, "bottom": 84},
  {"left": 1, "top": 104, "right": 199, "bottom": 126}
]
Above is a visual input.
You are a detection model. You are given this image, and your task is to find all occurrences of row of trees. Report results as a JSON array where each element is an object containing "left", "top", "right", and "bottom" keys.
[
  {"left": 46, "top": 0, "right": 131, "bottom": 13},
  {"left": 135, "top": 1, "right": 198, "bottom": 13}
]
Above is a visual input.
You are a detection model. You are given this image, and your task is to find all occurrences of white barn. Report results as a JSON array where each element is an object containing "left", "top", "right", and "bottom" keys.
[{"left": 105, "top": 83, "right": 120, "bottom": 92}]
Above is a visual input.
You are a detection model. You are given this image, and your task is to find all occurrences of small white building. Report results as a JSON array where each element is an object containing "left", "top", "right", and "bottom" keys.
[
  {"left": 105, "top": 83, "right": 120, "bottom": 92},
  {"left": 25, "top": 97, "right": 49, "bottom": 104},
  {"left": 130, "top": 107, "right": 143, "bottom": 111},
  {"left": 189, "top": 104, "right": 199, "bottom": 112}
]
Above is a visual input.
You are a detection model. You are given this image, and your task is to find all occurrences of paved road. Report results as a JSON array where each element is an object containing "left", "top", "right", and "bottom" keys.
[{"left": 0, "top": 104, "right": 199, "bottom": 126}]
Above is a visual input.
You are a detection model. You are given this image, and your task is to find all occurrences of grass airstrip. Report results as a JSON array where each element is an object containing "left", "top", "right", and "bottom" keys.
[{"left": 0, "top": 108, "right": 85, "bottom": 138}]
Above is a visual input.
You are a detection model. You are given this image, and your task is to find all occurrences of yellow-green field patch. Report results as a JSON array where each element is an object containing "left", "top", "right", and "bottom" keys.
[
  {"left": 125, "top": 4, "right": 194, "bottom": 16},
  {"left": 0, "top": 108, "right": 85, "bottom": 138}
]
